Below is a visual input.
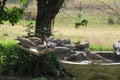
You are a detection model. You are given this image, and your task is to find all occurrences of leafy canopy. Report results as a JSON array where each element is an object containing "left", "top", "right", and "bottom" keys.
[{"left": 0, "top": 0, "right": 25, "bottom": 25}]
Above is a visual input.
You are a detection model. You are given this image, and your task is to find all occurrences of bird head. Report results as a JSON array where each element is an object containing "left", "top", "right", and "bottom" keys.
[
  {"left": 16, "top": 36, "right": 23, "bottom": 40},
  {"left": 83, "top": 48, "right": 91, "bottom": 54},
  {"left": 118, "top": 40, "right": 120, "bottom": 43}
]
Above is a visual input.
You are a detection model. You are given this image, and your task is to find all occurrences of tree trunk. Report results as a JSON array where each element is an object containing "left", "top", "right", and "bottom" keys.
[{"left": 35, "top": 0, "right": 64, "bottom": 38}]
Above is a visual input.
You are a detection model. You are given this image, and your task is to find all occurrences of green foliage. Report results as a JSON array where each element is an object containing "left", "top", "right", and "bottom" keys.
[
  {"left": 0, "top": 40, "right": 69, "bottom": 78},
  {"left": 0, "top": 0, "right": 24, "bottom": 25},
  {"left": 0, "top": 7, "right": 24, "bottom": 25},
  {"left": 20, "top": 0, "right": 27, "bottom": 4},
  {"left": 75, "top": 14, "right": 88, "bottom": 28},
  {"left": 24, "top": 22, "right": 34, "bottom": 37},
  {"left": 90, "top": 44, "right": 113, "bottom": 51},
  {"left": 8, "top": 7, "right": 24, "bottom": 25},
  {"left": 32, "top": 77, "right": 48, "bottom": 80},
  {"left": 39, "top": 53, "right": 69, "bottom": 78},
  {"left": 0, "top": 40, "right": 36, "bottom": 75}
]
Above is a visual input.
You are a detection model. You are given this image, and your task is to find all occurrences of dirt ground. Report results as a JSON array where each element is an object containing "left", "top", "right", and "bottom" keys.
[
  {"left": 0, "top": 75, "right": 33, "bottom": 80},
  {"left": 0, "top": 75, "right": 78, "bottom": 80}
]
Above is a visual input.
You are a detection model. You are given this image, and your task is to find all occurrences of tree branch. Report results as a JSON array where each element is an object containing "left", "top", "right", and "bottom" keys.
[
  {"left": 97, "top": 0, "right": 120, "bottom": 19},
  {"left": 1, "top": 0, "right": 7, "bottom": 10}
]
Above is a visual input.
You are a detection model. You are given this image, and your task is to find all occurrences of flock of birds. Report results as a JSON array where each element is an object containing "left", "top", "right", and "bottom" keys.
[{"left": 17, "top": 36, "right": 120, "bottom": 64}]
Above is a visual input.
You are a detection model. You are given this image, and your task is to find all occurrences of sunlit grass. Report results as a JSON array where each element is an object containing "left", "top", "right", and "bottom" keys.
[
  {"left": 1, "top": 0, "right": 120, "bottom": 51},
  {"left": 0, "top": 20, "right": 120, "bottom": 51},
  {"left": 0, "top": 24, "right": 27, "bottom": 40},
  {"left": 54, "top": 22, "right": 120, "bottom": 50}
]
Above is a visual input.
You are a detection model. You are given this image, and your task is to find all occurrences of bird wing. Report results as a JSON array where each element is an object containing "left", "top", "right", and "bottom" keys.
[{"left": 88, "top": 53, "right": 105, "bottom": 60}]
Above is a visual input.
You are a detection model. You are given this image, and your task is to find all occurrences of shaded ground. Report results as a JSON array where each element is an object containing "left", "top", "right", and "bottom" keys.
[
  {"left": 0, "top": 76, "right": 32, "bottom": 80},
  {"left": 0, "top": 75, "right": 78, "bottom": 80}
]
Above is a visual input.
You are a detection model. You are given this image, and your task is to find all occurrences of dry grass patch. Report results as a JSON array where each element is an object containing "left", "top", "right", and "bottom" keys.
[
  {"left": 0, "top": 22, "right": 119, "bottom": 50},
  {"left": 0, "top": 24, "right": 27, "bottom": 40},
  {"left": 54, "top": 24, "right": 120, "bottom": 48}
]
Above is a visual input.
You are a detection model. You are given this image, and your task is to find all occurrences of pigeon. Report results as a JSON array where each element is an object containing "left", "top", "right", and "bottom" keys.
[
  {"left": 113, "top": 41, "right": 120, "bottom": 55},
  {"left": 28, "top": 37, "right": 43, "bottom": 46},
  {"left": 17, "top": 37, "right": 36, "bottom": 48},
  {"left": 37, "top": 45, "right": 47, "bottom": 52},
  {"left": 47, "top": 42, "right": 57, "bottom": 49},
  {"left": 83, "top": 48, "right": 113, "bottom": 64},
  {"left": 65, "top": 51, "right": 87, "bottom": 61}
]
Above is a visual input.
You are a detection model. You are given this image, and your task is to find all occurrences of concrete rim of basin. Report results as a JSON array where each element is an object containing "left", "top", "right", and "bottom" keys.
[{"left": 58, "top": 51, "right": 120, "bottom": 66}]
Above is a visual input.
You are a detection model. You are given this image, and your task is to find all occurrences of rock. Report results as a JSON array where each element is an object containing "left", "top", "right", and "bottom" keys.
[
  {"left": 47, "top": 42, "right": 57, "bottom": 49},
  {"left": 62, "top": 39, "right": 71, "bottom": 44},
  {"left": 66, "top": 51, "right": 87, "bottom": 61},
  {"left": 54, "top": 47, "right": 70, "bottom": 54},
  {"left": 65, "top": 44, "right": 76, "bottom": 50},
  {"left": 53, "top": 38, "right": 64, "bottom": 46},
  {"left": 48, "top": 37, "right": 54, "bottom": 42},
  {"left": 57, "top": 50, "right": 76, "bottom": 60},
  {"left": 37, "top": 45, "right": 47, "bottom": 52},
  {"left": 75, "top": 40, "right": 89, "bottom": 51}
]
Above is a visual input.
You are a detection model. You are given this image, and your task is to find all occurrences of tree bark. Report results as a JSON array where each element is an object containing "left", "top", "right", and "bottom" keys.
[{"left": 35, "top": 0, "right": 64, "bottom": 38}]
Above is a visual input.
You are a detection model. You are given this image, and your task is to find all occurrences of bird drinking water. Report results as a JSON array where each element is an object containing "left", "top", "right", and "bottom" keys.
[
  {"left": 113, "top": 40, "right": 120, "bottom": 55},
  {"left": 83, "top": 48, "right": 113, "bottom": 64}
]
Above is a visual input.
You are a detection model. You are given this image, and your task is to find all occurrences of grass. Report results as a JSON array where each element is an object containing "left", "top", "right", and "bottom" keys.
[
  {"left": 54, "top": 22, "right": 120, "bottom": 47},
  {"left": 1, "top": 1, "right": 120, "bottom": 79},
  {"left": 80, "top": 0, "right": 115, "bottom": 2},
  {"left": 1, "top": 0, "right": 120, "bottom": 51},
  {"left": 0, "top": 21, "right": 28, "bottom": 40},
  {"left": 0, "top": 20, "right": 120, "bottom": 51}
]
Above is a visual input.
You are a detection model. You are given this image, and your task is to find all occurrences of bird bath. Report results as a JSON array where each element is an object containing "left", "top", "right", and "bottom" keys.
[
  {"left": 16, "top": 37, "right": 120, "bottom": 79},
  {"left": 58, "top": 51, "right": 120, "bottom": 80}
]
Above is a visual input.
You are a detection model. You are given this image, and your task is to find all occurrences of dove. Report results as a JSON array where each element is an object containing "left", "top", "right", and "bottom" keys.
[
  {"left": 83, "top": 48, "right": 113, "bottom": 64},
  {"left": 17, "top": 37, "right": 36, "bottom": 48},
  {"left": 28, "top": 37, "right": 43, "bottom": 46},
  {"left": 113, "top": 40, "right": 120, "bottom": 55}
]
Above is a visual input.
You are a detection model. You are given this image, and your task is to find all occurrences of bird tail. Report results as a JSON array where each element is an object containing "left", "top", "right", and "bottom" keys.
[{"left": 104, "top": 58, "right": 113, "bottom": 63}]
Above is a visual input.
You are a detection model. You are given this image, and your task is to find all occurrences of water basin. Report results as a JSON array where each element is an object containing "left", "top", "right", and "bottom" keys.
[{"left": 58, "top": 51, "right": 120, "bottom": 80}]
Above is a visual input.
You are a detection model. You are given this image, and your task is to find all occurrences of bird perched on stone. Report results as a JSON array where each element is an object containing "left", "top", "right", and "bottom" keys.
[
  {"left": 66, "top": 51, "right": 87, "bottom": 61},
  {"left": 54, "top": 47, "right": 74, "bottom": 59},
  {"left": 17, "top": 37, "right": 36, "bottom": 48},
  {"left": 83, "top": 48, "right": 113, "bottom": 64},
  {"left": 113, "top": 40, "right": 120, "bottom": 55},
  {"left": 28, "top": 37, "right": 43, "bottom": 46},
  {"left": 36, "top": 45, "right": 47, "bottom": 53},
  {"left": 47, "top": 42, "right": 57, "bottom": 49}
]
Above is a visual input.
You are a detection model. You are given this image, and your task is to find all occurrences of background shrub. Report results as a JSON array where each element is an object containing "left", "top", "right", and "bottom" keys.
[
  {"left": 0, "top": 39, "right": 69, "bottom": 78},
  {"left": 90, "top": 44, "right": 113, "bottom": 51},
  {"left": 0, "top": 40, "right": 36, "bottom": 75}
]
